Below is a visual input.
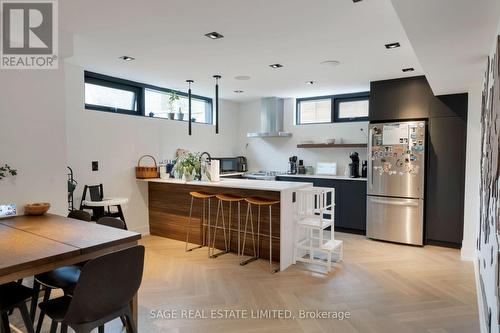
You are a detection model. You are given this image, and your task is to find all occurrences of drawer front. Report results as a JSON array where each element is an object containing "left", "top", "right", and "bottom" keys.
[{"left": 367, "top": 196, "right": 423, "bottom": 245}]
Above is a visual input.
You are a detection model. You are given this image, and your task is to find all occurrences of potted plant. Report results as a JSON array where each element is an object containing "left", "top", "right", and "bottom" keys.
[
  {"left": 0, "top": 164, "right": 17, "bottom": 180},
  {"left": 174, "top": 152, "right": 200, "bottom": 181},
  {"left": 168, "top": 91, "right": 179, "bottom": 120}
]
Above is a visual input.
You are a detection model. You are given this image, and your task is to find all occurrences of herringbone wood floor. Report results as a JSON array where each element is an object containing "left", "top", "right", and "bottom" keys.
[{"left": 12, "top": 233, "right": 479, "bottom": 333}]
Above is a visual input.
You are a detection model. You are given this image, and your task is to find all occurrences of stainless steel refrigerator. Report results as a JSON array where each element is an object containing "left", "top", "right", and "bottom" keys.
[{"left": 367, "top": 121, "right": 426, "bottom": 246}]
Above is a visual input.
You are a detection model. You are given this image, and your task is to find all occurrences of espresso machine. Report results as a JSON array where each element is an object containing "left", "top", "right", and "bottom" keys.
[
  {"left": 288, "top": 156, "right": 298, "bottom": 174},
  {"left": 348, "top": 152, "right": 360, "bottom": 178}
]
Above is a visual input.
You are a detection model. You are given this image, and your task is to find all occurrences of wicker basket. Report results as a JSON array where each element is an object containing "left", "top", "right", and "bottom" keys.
[
  {"left": 25, "top": 203, "right": 51, "bottom": 215},
  {"left": 135, "top": 155, "right": 159, "bottom": 179}
]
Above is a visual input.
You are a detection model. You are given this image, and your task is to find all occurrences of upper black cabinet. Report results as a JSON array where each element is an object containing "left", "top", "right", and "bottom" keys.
[
  {"left": 370, "top": 76, "right": 433, "bottom": 121},
  {"left": 369, "top": 80, "right": 400, "bottom": 121},
  {"left": 430, "top": 93, "right": 468, "bottom": 119}
]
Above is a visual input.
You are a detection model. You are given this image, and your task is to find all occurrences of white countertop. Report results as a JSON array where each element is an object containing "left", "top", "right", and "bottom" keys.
[
  {"left": 139, "top": 178, "right": 312, "bottom": 191},
  {"left": 277, "top": 174, "right": 368, "bottom": 181}
]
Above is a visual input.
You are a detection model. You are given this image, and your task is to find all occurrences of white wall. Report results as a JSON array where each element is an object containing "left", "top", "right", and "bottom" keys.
[
  {"left": 0, "top": 67, "right": 68, "bottom": 216},
  {"left": 471, "top": 21, "right": 500, "bottom": 333},
  {"left": 65, "top": 63, "right": 241, "bottom": 233},
  {"left": 461, "top": 83, "right": 482, "bottom": 260},
  {"left": 237, "top": 98, "right": 368, "bottom": 174}
]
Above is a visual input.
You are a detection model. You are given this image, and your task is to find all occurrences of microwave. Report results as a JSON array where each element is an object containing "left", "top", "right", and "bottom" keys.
[{"left": 212, "top": 156, "right": 247, "bottom": 173}]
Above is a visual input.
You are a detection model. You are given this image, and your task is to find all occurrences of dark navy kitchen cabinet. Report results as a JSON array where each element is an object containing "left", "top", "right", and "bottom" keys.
[
  {"left": 426, "top": 108, "right": 467, "bottom": 247},
  {"left": 339, "top": 180, "right": 367, "bottom": 232},
  {"left": 276, "top": 176, "right": 367, "bottom": 234}
]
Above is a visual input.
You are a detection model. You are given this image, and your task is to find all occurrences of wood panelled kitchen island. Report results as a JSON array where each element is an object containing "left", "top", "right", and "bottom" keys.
[{"left": 141, "top": 178, "right": 312, "bottom": 271}]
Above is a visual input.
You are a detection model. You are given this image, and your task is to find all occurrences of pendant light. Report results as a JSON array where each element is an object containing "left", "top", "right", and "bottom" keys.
[
  {"left": 186, "top": 80, "right": 194, "bottom": 135},
  {"left": 213, "top": 75, "right": 221, "bottom": 134}
]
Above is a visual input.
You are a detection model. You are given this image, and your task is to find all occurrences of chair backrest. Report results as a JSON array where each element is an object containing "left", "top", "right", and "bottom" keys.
[
  {"left": 297, "top": 187, "right": 334, "bottom": 219},
  {"left": 83, "top": 184, "right": 103, "bottom": 202},
  {"left": 80, "top": 184, "right": 105, "bottom": 217},
  {"left": 96, "top": 217, "right": 126, "bottom": 230},
  {"left": 64, "top": 246, "right": 145, "bottom": 324},
  {"left": 67, "top": 210, "right": 92, "bottom": 222}
]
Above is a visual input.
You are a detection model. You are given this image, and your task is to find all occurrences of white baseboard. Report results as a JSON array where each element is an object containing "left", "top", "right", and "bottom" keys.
[
  {"left": 474, "top": 256, "right": 487, "bottom": 333},
  {"left": 461, "top": 243, "right": 477, "bottom": 261}
]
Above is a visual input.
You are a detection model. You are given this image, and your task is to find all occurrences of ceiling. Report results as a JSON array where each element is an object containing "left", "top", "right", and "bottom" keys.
[
  {"left": 61, "top": 0, "right": 422, "bottom": 102},
  {"left": 391, "top": 0, "right": 500, "bottom": 95}
]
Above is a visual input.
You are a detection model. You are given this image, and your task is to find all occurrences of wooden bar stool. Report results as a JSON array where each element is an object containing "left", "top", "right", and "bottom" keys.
[
  {"left": 240, "top": 197, "right": 280, "bottom": 273},
  {"left": 186, "top": 191, "right": 215, "bottom": 256},
  {"left": 211, "top": 194, "right": 245, "bottom": 258}
]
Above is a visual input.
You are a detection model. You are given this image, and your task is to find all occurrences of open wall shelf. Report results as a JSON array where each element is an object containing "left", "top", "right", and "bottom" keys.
[{"left": 296, "top": 143, "right": 367, "bottom": 149}]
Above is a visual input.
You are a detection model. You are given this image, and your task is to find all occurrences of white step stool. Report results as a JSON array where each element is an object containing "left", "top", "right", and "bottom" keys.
[{"left": 293, "top": 187, "right": 343, "bottom": 272}]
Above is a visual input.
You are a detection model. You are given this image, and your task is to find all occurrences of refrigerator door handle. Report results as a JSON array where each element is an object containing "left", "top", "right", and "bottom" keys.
[{"left": 370, "top": 198, "right": 420, "bottom": 206}]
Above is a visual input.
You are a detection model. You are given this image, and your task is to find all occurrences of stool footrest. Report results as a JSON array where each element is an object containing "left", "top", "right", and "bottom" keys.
[
  {"left": 210, "top": 250, "right": 229, "bottom": 258},
  {"left": 186, "top": 244, "right": 203, "bottom": 252},
  {"left": 239, "top": 256, "right": 259, "bottom": 266}
]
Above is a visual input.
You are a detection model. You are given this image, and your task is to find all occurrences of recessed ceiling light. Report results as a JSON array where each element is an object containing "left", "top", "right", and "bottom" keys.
[
  {"left": 205, "top": 32, "right": 224, "bottom": 39},
  {"left": 269, "top": 63, "right": 283, "bottom": 68},
  {"left": 306, "top": 81, "right": 315, "bottom": 85},
  {"left": 235, "top": 75, "right": 251, "bottom": 80},
  {"left": 320, "top": 60, "right": 340, "bottom": 67},
  {"left": 119, "top": 56, "right": 135, "bottom": 61},
  {"left": 234, "top": 90, "right": 244, "bottom": 93},
  {"left": 385, "top": 42, "right": 401, "bottom": 49},
  {"left": 352, "top": 0, "right": 363, "bottom": 2},
  {"left": 402, "top": 67, "right": 415, "bottom": 72}
]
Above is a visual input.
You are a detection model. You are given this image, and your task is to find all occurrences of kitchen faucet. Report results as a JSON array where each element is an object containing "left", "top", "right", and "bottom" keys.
[{"left": 197, "top": 152, "right": 212, "bottom": 180}]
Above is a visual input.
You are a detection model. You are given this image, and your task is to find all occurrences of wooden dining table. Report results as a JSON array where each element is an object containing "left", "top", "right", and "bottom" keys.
[{"left": 0, "top": 213, "right": 142, "bottom": 326}]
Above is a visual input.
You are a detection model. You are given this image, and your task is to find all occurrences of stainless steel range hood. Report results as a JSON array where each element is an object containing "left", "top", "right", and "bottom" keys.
[{"left": 247, "top": 97, "right": 292, "bottom": 138}]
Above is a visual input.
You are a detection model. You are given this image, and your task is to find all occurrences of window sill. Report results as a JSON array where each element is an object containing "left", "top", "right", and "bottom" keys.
[{"left": 85, "top": 107, "right": 213, "bottom": 125}]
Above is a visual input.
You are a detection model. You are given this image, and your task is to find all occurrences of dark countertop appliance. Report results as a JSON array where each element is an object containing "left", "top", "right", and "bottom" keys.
[
  {"left": 348, "top": 152, "right": 360, "bottom": 178},
  {"left": 288, "top": 156, "right": 298, "bottom": 174},
  {"left": 211, "top": 156, "right": 247, "bottom": 174}
]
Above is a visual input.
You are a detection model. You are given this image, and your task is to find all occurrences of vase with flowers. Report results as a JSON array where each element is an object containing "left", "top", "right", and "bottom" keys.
[{"left": 174, "top": 152, "right": 200, "bottom": 181}]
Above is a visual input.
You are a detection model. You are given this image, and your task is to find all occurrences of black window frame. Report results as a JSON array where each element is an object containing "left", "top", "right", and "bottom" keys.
[
  {"left": 334, "top": 94, "right": 370, "bottom": 123},
  {"left": 84, "top": 74, "right": 143, "bottom": 115},
  {"left": 295, "top": 96, "right": 334, "bottom": 125},
  {"left": 84, "top": 71, "right": 214, "bottom": 124},
  {"left": 296, "top": 91, "right": 370, "bottom": 125}
]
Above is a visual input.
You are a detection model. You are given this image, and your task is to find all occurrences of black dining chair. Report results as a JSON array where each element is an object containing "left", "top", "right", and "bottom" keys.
[
  {"left": 39, "top": 246, "right": 145, "bottom": 333},
  {"left": 80, "top": 185, "right": 127, "bottom": 227},
  {"left": 96, "top": 217, "right": 126, "bottom": 230},
  {"left": 0, "top": 282, "right": 35, "bottom": 333},
  {"left": 79, "top": 184, "right": 105, "bottom": 220},
  {"left": 95, "top": 216, "right": 129, "bottom": 329},
  {"left": 30, "top": 211, "right": 90, "bottom": 332},
  {"left": 67, "top": 210, "right": 91, "bottom": 222}
]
